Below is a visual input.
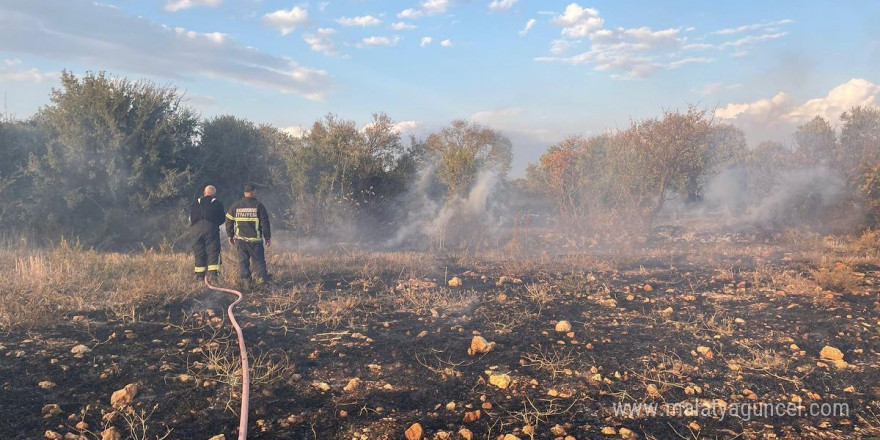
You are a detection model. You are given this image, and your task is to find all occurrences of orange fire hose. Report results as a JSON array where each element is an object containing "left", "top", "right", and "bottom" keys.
[{"left": 205, "top": 277, "right": 250, "bottom": 440}]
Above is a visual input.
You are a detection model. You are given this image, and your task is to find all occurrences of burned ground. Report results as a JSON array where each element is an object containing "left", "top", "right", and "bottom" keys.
[{"left": 2, "top": 231, "right": 880, "bottom": 440}]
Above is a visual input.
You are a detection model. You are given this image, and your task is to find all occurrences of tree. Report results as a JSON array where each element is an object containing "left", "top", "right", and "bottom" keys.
[
  {"left": 0, "top": 118, "right": 47, "bottom": 223},
  {"left": 27, "top": 71, "right": 198, "bottom": 247},
  {"left": 839, "top": 106, "right": 880, "bottom": 225},
  {"left": 794, "top": 116, "right": 836, "bottom": 166},
  {"left": 194, "top": 115, "right": 272, "bottom": 200},
  {"left": 425, "top": 120, "right": 512, "bottom": 199}
]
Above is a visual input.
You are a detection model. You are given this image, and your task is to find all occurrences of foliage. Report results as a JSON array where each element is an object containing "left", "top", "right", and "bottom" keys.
[{"left": 425, "top": 119, "right": 512, "bottom": 199}]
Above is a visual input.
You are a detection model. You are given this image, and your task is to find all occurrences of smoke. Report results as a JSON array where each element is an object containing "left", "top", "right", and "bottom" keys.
[
  {"left": 387, "top": 166, "right": 507, "bottom": 249},
  {"left": 701, "top": 165, "right": 849, "bottom": 230}
]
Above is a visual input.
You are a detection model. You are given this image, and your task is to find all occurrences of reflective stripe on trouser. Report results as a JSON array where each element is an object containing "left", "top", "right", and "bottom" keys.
[
  {"left": 193, "top": 221, "right": 222, "bottom": 274},
  {"left": 235, "top": 239, "right": 268, "bottom": 280}
]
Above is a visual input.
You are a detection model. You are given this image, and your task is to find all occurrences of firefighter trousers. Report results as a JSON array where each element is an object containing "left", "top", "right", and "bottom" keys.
[
  {"left": 235, "top": 239, "right": 268, "bottom": 280},
  {"left": 192, "top": 221, "right": 221, "bottom": 276}
]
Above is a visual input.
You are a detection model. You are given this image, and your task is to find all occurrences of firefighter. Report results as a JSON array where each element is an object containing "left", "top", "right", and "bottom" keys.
[
  {"left": 225, "top": 184, "right": 272, "bottom": 284},
  {"left": 190, "top": 185, "right": 226, "bottom": 280}
]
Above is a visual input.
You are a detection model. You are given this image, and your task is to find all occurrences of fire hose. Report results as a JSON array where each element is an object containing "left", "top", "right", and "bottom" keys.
[{"left": 205, "top": 277, "right": 250, "bottom": 440}]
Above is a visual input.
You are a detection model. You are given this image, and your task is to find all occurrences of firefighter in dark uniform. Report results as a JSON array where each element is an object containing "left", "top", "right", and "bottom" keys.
[
  {"left": 190, "top": 185, "right": 225, "bottom": 280},
  {"left": 225, "top": 184, "right": 271, "bottom": 283}
]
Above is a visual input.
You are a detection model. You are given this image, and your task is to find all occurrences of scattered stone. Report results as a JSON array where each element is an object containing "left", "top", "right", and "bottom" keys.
[
  {"left": 41, "top": 404, "right": 62, "bottom": 417},
  {"left": 502, "top": 435, "right": 521, "bottom": 440},
  {"left": 75, "top": 421, "right": 89, "bottom": 431},
  {"left": 311, "top": 381, "right": 331, "bottom": 392},
  {"left": 110, "top": 383, "right": 137, "bottom": 407},
  {"left": 448, "top": 277, "right": 462, "bottom": 287},
  {"left": 445, "top": 401, "right": 456, "bottom": 411},
  {"left": 820, "top": 346, "right": 844, "bottom": 361},
  {"left": 70, "top": 344, "right": 91, "bottom": 355},
  {"left": 659, "top": 307, "right": 673, "bottom": 316},
  {"left": 489, "top": 373, "right": 511, "bottom": 389},
  {"left": 38, "top": 381, "right": 56, "bottom": 389},
  {"left": 467, "top": 336, "right": 495, "bottom": 356},
  {"left": 550, "top": 424, "right": 566, "bottom": 436},
  {"left": 844, "top": 386, "right": 855, "bottom": 393},
  {"left": 458, "top": 428, "right": 473, "bottom": 440},
  {"left": 646, "top": 384, "right": 661, "bottom": 398},
  {"left": 619, "top": 427, "right": 636, "bottom": 439},
  {"left": 522, "top": 425, "right": 534, "bottom": 436},
  {"left": 555, "top": 320, "right": 572, "bottom": 332},
  {"left": 178, "top": 374, "right": 193, "bottom": 382},
  {"left": 436, "top": 431, "right": 450, "bottom": 440},
  {"left": 416, "top": 330, "right": 428, "bottom": 338},
  {"left": 463, "top": 410, "right": 481, "bottom": 423},
  {"left": 206, "top": 435, "right": 225, "bottom": 440},
  {"left": 728, "top": 362, "right": 741, "bottom": 371},
  {"left": 643, "top": 284, "right": 653, "bottom": 292},
  {"left": 44, "top": 431, "right": 63, "bottom": 440},
  {"left": 601, "top": 427, "right": 616, "bottom": 435},
  {"left": 343, "top": 378, "right": 361, "bottom": 393},
  {"left": 696, "top": 346, "right": 714, "bottom": 359},
  {"left": 405, "top": 423, "right": 423, "bottom": 440},
  {"left": 497, "top": 293, "right": 508, "bottom": 302}
]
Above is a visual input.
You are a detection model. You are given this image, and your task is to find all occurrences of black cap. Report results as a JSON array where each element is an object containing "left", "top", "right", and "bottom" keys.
[{"left": 243, "top": 184, "right": 255, "bottom": 192}]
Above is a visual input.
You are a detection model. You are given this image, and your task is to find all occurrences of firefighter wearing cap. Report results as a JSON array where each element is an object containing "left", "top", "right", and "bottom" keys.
[
  {"left": 225, "top": 184, "right": 272, "bottom": 283},
  {"left": 190, "top": 185, "right": 226, "bottom": 279}
]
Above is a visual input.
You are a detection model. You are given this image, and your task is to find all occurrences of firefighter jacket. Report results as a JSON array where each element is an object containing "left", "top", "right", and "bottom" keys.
[
  {"left": 226, "top": 196, "right": 271, "bottom": 243},
  {"left": 190, "top": 196, "right": 226, "bottom": 227}
]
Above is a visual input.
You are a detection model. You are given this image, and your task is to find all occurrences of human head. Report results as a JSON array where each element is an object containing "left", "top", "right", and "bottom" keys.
[
  {"left": 204, "top": 185, "right": 216, "bottom": 196},
  {"left": 243, "top": 184, "right": 255, "bottom": 196}
]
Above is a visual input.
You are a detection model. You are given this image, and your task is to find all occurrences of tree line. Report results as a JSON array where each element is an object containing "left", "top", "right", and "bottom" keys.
[{"left": 1, "top": 71, "right": 878, "bottom": 249}]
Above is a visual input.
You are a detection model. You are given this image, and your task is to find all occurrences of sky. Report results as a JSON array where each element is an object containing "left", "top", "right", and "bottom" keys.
[{"left": 1, "top": 0, "right": 879, "bottom": 175}]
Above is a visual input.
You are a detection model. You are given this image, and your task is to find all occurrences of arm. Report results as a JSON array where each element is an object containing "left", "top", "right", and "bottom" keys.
[
  {"left": 225, "top": 204, "right": 236, "bottom": 243},
  {"left": 259, "top": 203, "right": 271, "bottom": 246}
]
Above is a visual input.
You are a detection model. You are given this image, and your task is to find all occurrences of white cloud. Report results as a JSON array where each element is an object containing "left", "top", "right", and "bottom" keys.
[
  {"left": 719, "top": 32, "right": 787, "bottom": 49},
  {"left": 552, "top": 3, "right": 603, "bottom": 38},
  {"left": 357, "top": 35, "right": 401, "bottom": 48},
  {"left": 487, "top": 0, "right": 517, "bottom": 12},
  {"left": 304, "top": 27, "right": 340, "bottom": 56},
  {"left": 715, "top": 79, "right": 880, "bottom": 142},
  {"left": 262, "top": 6, "right": 308, "bottom": 36},
  {"left": 549, "top": 39, "right": 575, "bottom": 55},
  {"left": 420, "top": 37, "right": 433, "bottom": 47},
  {"left": 683, "top": 43, "right": 714, "bottom": 50},
  {"left": 391, "top": 21, "right": 416, "bottom": 30},
  {"left": 472, "top": 107, "right": 523, "bottom": 124},
  {"left": 0, "top": 1, "right": 331, "bottom": 100},
  {"left": 713, "top": 19, "right": 793, "bottom": 35},
  {"left": 668, "top": 57, "right": 712, "bottom": 69},
  {"left": 164, "top": 0, "right": 221, "bottom": 12},
  {"left": 397, "top": 0, "right": 450, "bottom": 19},
  {"left": 392, "top": 120, "right": 420, "bottom": 133},
  {"left": 440, "top": 39, "right": 453, "bottom": 47},
  {"left": 0, "top": 62, "right": 57, "bottom": 83},
  {"left": 693, "top": 82, "right": 741, "bottom": 96},
  {"left": 281, "top": 126, "right": 307, "bottom": 137},
  {"left": 519, "top": 18, "right": 536, "bottom": 36},
  {"left": 337, "top": 15, "right": 381, "bottom": 27}
]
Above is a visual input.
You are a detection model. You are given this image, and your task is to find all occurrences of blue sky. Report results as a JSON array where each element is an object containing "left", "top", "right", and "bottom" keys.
[{"left": 1, "top": 0, "right": 879, "bottom": 175}]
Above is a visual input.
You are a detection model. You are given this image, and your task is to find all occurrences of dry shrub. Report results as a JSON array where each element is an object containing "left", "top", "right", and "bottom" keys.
[{"left": 813, "top": 263, "right": 862, "bottom": 293}]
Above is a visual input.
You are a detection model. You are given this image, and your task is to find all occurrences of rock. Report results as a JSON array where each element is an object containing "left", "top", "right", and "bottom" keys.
[
  {"left": 728, "top": 362, "right": 741, "bottom": 371},
  {"left": 75, "top": 421, "right": 89, "bottom": 431},
  {"left": 101, "top": 426, "right": 121, "bottom": 440},
  {"left": 178, "top": 374, "right": 193, "bottom": 382},
  {"left": 343, "top": 378, "right": 361, "bottom": 393},
  {"left": 522, "top": 425, "right": 534, "bottom": 435},
  {"left": 64, "top": 433, "right": 78, "bottom": 440},
  {"left": 445, "top": 401, "right": 456, "bottom": 411},
  {"left": 659, "top": 307, "right": 673, "bottom": 316},
  {"left": 550, "top": 424, "right": 566, "bottom": 436},
  {"left": 463, "top": 410, "right": 481, "bottom": 423},
  {"left": 44, "top": 431, "right": 63, "bottom": 440},
  {"left": 110, "top": 383, "right": 137, "bottom": 407},
  {"left": 436, "top": 431, "right": 450, "bottom": 440},
  {"left": 42, "top": 404, "right": 62, "bottom": 416},
  {"left": 70, "top": 344, "right": 91, "bottom": 355},
  {"left": 619, "top": 427, "right": 636, "bottom": 439},
  {"left": 206, "top": 436, "right": 224, "bottom": 440},
  {"left": 554, "top": 320, "right": 572, "bottom": 332},
  {"left": 489, "top": 373, "right": 511, "bottom": 389},
  {"left": 601, "top": 427, "right": 616, "bottom": 435},
  {"left": 643, "top": 284, "right": 653, "bottom": 292},
  {"left": 646, "top": 384, "right": 660, "bottom": 397},
  {"left": 405, "top": 423, "right": 423, "bottom": 440},
  {"left": 503, "top": 435, "right": 521, "bottom": 440},
  {"left": 467, "top": 336, "right": 495, "bottom": 356},
  {"left": 311, "top": 381, "right": 331, "bottom": 392},
  {"left": 38, "top": 381, "right": 57, "bottom": 389},
  {"left": 696, "top": 346, "right": 713, "bottom": 359},
  {"left": 820, "top": 346, "right": 844, "bottom": 361},
  {"left": 459, "top": 428, "right": 473, "bottom": 440},
  {"left": 448, "top": 277, "right": 462, "bottom": 287},
  {"left": 844, "top": 386, "right": 855, "bottom": 393}
]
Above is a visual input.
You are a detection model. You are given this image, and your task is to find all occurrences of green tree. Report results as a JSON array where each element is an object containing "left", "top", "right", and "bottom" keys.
[
  {"left": 425, "top": 120, "right": 512, "bottom": 199},
  {"left": 794, "top": 116, "right": 836, "bottom": 165},
  {"left": 27, "top": 71, "right": 198, "bottom": 247}
]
